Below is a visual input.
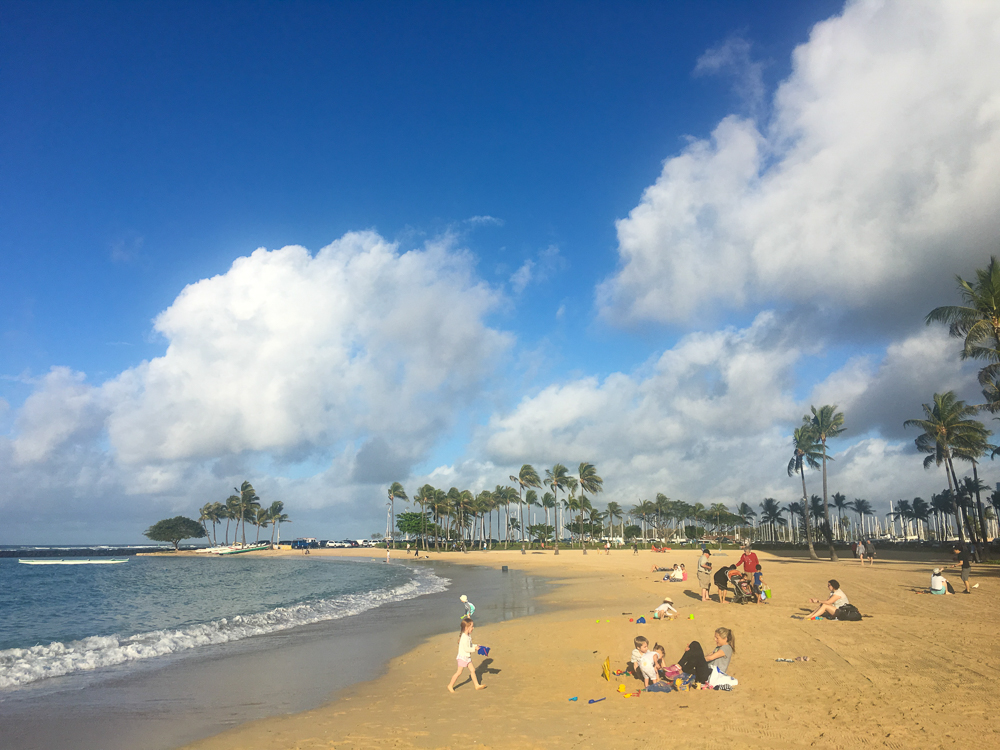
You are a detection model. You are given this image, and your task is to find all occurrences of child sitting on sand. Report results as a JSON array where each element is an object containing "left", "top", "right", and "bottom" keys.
[
  {"left": 653, "top": 597, "right": 677, "bottom": 619},
  {"left": 447, "top": 618, "right": 486, "bottom": 693},
  {"left": 629, "top": 635, "right": 649, "bottom": 679}
]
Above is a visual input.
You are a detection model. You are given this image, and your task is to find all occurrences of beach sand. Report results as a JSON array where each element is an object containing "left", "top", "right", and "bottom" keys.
[{"left": 184, "top": 547, "right": 998, "bottom": 750}]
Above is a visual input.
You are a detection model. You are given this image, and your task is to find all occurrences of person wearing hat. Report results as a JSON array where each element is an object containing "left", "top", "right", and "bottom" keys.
[
  {"left": 460, "top": 594, "right": 476, "bottom": 618},
  {"left": 929, "top": 568, "right": 952, "bottom": 595},
  {"left": 697, "top": 548, "right": 713, "bottom": 602},
  {"left": 653, "top": 597, "right": 677, "bottom": 619}
]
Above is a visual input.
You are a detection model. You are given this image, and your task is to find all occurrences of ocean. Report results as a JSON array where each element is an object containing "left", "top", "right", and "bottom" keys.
[
  {"left": 0, "top": 553, "right": 446, "bottom": 689},
  {"left": 0, "top": 550, "right": 545, "bottom": 750}
]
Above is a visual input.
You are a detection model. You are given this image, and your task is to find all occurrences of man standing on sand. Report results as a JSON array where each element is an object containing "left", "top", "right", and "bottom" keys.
[
  {"left": 864, "top": 539, "right": 876, "bottom": 566},
  {"left": 697, "top": 549, "right": 712, "bottom": 602},
  {"left": 950, "top": 546, "right": 974, "bottom": 594},
  {"left": 737, "top": 545, "right": 759, "bottom": 576}
]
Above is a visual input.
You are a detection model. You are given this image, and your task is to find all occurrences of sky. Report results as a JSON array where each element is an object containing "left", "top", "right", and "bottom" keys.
[{"left": 0, "top": 0, "right": 995, "bottom": 544}]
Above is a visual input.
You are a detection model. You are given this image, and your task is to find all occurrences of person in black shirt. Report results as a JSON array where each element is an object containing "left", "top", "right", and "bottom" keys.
[
  {"left": 950, "top": 546, "right": 974, "bottom": 594},
  {"left": 714, "top": 564, "right": 737, "bottom": 603}
]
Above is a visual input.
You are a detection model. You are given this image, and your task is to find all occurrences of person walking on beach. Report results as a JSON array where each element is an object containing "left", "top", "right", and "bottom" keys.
[
  {"left": 697, "top": 549, "right": 712, "bottom": 602},
  {"left": 863, "top": 539, "right": 876, "bottom": 566},
  {"left": 632, "top": 541, "right": 639, "bottom": 555},
  {"left": 448, "top": 618, "right": 486, "bottom": 692},
  {"left": 460, "top": 594, "right": 476, "bottom": 619},
  {"left": 950, "top": 546, "right": 974, "bottom": 594}
]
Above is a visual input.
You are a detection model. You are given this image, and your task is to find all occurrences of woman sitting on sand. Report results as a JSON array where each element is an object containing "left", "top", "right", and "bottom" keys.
[
  {"left": 804, "top": 579, "right": 849, "bottom": 619},
  {"left": 930, "top": 568, "right": 953, "bottom": 595},
  {"left": 676, "top": 627, "right": 736, "bottom": 684}
]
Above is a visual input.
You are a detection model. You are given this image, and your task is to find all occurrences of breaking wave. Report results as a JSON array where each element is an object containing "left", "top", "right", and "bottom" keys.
[{"left": 0, "top": 566, "right": 448, "bottom": 689}]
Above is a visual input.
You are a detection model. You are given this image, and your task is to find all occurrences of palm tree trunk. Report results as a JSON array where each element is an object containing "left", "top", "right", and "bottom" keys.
[
  {"left": 820, "top": 448, "right": 839, "bottom": 561},
  {"left": 799, "top": 466, "right": 819, "bottom": 560},
  {"left": 972, "top": 462, "right": 988, "bottom": 560}
]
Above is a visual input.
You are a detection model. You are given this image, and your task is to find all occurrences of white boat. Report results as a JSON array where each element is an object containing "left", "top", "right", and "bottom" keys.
[{"left": 18, "top": 558, "right": 129, "bottom": 565}]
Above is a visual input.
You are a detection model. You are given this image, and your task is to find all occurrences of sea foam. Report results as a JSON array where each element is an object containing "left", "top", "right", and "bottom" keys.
[{"left": 0, "top": 566, "right": 449, "bottom": 689}]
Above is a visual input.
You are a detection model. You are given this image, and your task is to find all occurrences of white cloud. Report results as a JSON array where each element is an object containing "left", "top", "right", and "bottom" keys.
[
  {"left": 510, "top": 259, "right": 535, "bottom": 294},
  {"left": 694, "top": 36, "right": 767, "bottom": 117},
  {"left": 2, "top": 232, "right": 513, "bottom": 537},
  {"left": 100, "top": 231, "right": 510, "bottom": 469},
  {"left": 508, "top": 245, "right": 565, "bottom": 294},
  {"left": 599, "top": 0, "right": 1000, "bottom": 328}
]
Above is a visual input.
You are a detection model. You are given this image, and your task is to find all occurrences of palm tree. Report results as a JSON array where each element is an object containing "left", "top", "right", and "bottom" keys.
[
  {"left": 544, "top": 465, "right": 575, "bottom": 554},
  {"left": 606, "top": 501, "right": 623, "bottom": 542},
  {"left": 235, "top": 481, "right": 260, "bottom": 546},
  {"left": 806, "top": 405, "right": 845, "bottom": 561},
  {"left": 199, "top": 503, "right": 218, "bottom": 546},
  {"left": 831, "top": 492, "right": 849, "bottom": 540},
  {"left": 735, "top": 502, "right": 756, "bottom": 542},
  {"left": 849, "top": 498, "right": 873, "bottom": 541},
  {"left": 926, "top": 256, "right": 1000, "bottom": 411},
  {"left": 252, "top": 506, "right": 270, "bottom": 542},
  {"left": 221, "top": 495, "right": 238, "bottom": 545},
  {"left": 758, "top": 498, "right": 784, "bottom": 542},
  {"left": 911, "top": 497, "right": 931, "bottom": 540},
  {"left": 930, "top": 491, "right": 954, "bottom": 540},
  {"left": 787, "top": 426, "right": 822, "bottom": 559},
  {"left": 267, "top": 501, "right": 290, "bottom": 545},
  {"left": 541, "top": 492, "right": 556, "bottom": 543},
  {"left": 387, "top": 482, "right": 408, "bottom": 550},
  {"left": 904, "top": 391, "right": 991, "bottom": 546},
  {"left": 509, "top": 465, "right": 542, "bottom": 544},
  {"left": 575, "top": 463, "right": 602, "bottom": 551},
  {"left": 708, "top": 503, "right": 729, "bottom": 538},
  {"left": 785, "top": 501, "right": 805, "bottom": 542},
  {"left": 891, "top": 499, "right": 913, "bottom": 538}
]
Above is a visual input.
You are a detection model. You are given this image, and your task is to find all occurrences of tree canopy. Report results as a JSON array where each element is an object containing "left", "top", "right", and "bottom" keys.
[{"left": 144, "top": 516, "right": 206, "bottom": 550}]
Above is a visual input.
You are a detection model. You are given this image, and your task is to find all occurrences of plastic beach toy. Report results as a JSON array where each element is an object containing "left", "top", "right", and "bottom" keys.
[
  {"left": 636, "top": 617, "right": 646, "bottom": 624},
  {"left": 477, "top": 646, "right": 490, "bottom": 656},
  {"left": 589, "top": 698, "right": 606, "bottom": 704},
  {"left": 568, "top": 696, "right": 578, "bottom": 702}
]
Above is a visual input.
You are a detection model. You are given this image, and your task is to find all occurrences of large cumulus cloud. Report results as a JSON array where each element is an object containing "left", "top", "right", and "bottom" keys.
[
  {"left": 0, "top": 232, "right": 511, "bottom": 540},
  {"left": 598, "top": 0, "right": 1000, "bottom": 329}
]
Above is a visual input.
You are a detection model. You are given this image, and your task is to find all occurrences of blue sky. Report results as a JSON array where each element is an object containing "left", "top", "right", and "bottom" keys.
[{"left": 1, "top": 0, "right": 994, "bottom": 543}]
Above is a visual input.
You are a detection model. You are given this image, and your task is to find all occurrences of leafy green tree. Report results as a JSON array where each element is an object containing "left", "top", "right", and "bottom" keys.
[
  {"left": 224, "top": 495, "right": 241, "bottom": 545},
  {"left": 904, "top": 391, "right": 990, "bottom": 546},
  {"left": 396, "top": 511, "right": 429, "bottom": 537},
  {"left": 787, "top": 426, "right": 822, "bottom": 559},
  {"left": 144, "top": 516, "right": 206, "bottom": 550},
  {"left": 849, "top": 498, "right": 873, "bottom": 540},
  {"left": 758, "top": 498, "right": 785, "bottom": 541},
  {"left": 926, "top": 256, "right": 1000, "bottom": 411},
  {"left": 605, "top": 501, "right": 623, "bottom": 541},
  {"left": 806, "top": 405, "right": 845, "bottom": 560}
]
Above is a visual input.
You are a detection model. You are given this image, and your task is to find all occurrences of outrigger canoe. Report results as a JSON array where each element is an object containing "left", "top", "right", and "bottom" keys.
[{"left": 18, "top": 558, "right": 129, "bottom": 565}]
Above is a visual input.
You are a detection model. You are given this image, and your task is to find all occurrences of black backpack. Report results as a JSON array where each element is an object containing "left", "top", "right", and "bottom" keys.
[{"left": 835, "top": 603, "right": 862, "bottom": 621}]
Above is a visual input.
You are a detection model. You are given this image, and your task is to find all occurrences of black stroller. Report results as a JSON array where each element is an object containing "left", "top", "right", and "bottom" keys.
[{"left": 729, "top": 572, "right": 757, "bottom": 605}]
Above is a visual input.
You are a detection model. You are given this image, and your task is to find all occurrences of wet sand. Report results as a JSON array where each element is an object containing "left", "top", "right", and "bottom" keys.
[
  {"left": 0, "top": 555, "right": 546, "bottom": 750},
  {"left": 182, "top": 546, "right": 999, "bottom": 750}
]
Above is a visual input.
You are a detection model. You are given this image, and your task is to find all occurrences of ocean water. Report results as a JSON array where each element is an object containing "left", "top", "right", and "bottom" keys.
[{"left": 0, "top": 555, "right": 448, "bottom": 690}]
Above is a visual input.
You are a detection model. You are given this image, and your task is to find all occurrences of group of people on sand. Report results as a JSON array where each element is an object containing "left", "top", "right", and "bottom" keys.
[
  {"left": 696, "top": 545, "right": 768, "bottom": 604},
  {"left": 628, "top": 628, "right": 737, "bottom": 691},
  {"left": 652, "top": 563, "right": 687, "bottom": 581},
  {"left": 851, "top": 539, "right": 877, "bottom": 565}
]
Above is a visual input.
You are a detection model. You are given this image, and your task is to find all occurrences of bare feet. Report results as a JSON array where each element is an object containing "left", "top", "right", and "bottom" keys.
[
  {"left": 447, "top": 686, "right": 455, "bottom": 693},
  {"left": 475, "top": 685, "right": 487, "bottom": 690}
]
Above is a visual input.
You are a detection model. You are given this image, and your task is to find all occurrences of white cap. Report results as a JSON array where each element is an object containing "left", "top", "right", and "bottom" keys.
[{"left": 460, "top": 595, "right": 468, "bottom": 602}]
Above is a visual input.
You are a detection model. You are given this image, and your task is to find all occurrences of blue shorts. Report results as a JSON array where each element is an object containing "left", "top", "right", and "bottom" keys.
[{"left": 930, "top": 587, "right": 946, "bottom": 595}]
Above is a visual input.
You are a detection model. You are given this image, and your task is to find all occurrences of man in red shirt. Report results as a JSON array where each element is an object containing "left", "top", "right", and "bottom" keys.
[{"left": 737, "top": 544, "right": 759, "bottom": 576}]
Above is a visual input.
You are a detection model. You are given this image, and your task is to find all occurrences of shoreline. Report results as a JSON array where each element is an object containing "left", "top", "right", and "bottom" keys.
[
  {"left": 0, "top": 553, "right": 548, "bottom": 750},
  {"left": 182, "top": 547, "right": 998, "bottom": 750}
]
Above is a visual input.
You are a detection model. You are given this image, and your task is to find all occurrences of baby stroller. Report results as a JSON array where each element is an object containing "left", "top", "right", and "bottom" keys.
[{"left": 729, "top": 573, "right": 756, "bottom": 605}]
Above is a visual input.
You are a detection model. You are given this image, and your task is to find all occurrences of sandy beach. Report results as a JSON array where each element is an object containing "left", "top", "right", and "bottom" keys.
[{"left": 181, "top": 546, "right": 998, "bottom": 750}]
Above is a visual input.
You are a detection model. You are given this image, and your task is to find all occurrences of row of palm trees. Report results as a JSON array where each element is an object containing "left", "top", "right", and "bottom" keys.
[
  {"left": 906, "top": 256, "right": 1000, "bottom": 558},
  {"left": 387, "top": 463, "right": 603, "bottom": 553},
  {"left": 198, "top": 480, "right": 290, "bottom": 547}
]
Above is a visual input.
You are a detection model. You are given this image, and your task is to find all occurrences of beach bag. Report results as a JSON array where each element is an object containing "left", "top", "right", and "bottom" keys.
[
  {"left": 835, "top": 603, "right": 862, "bottom": 622},
  {"left": 707, "top": 666, "right": 738, "bottom": 688}
]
